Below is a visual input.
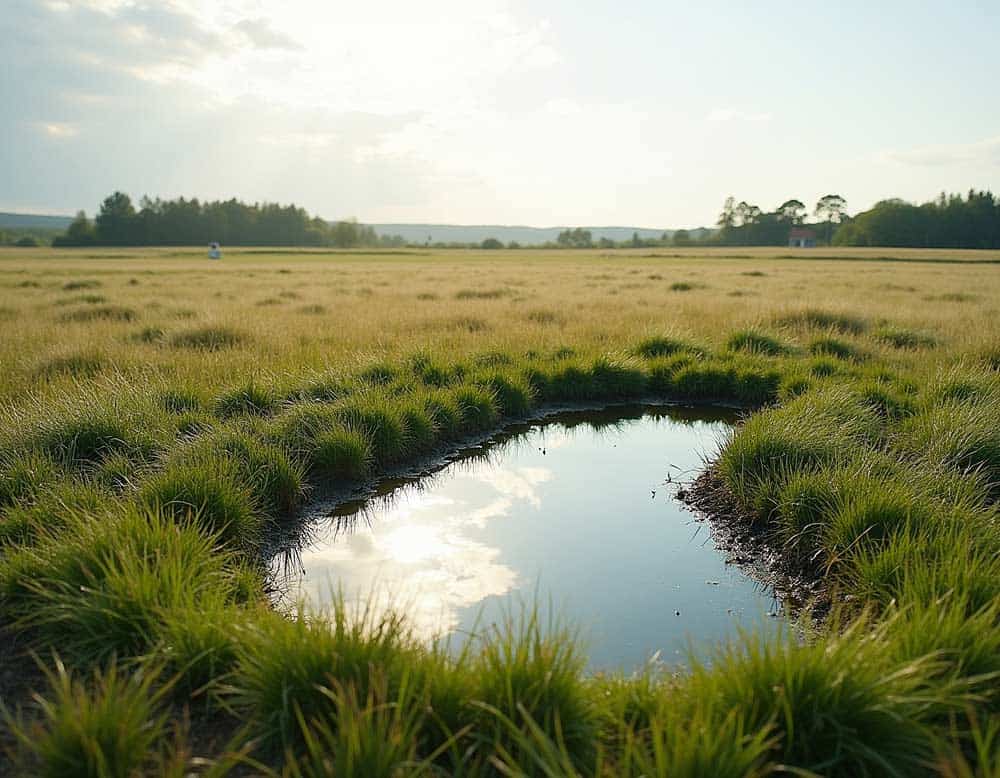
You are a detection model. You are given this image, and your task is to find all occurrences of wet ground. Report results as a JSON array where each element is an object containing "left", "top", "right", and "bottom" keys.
[{"left": 270, "top": 405, "right": 784, "bottom": 670}]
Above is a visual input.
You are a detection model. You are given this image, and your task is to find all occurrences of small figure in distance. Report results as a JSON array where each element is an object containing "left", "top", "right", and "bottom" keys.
[{"left": 208, "top": 241, "right": 221, "bottom": 260}]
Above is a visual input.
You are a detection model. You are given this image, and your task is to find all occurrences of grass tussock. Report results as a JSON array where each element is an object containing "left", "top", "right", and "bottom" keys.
[
  {"left": 0, "top": 507, "right": 246, "bottom": 664},
  {"left": 874, "top": 325, "right": 938, "bottom": 349},
  {"left": 3, "top": 658, "right": 173, "bottom": 778},
  {"left": 34, "top": 351, "right": 107, "bottom": 380},
  {"left": 777, "top": 308, "right": 868, "bottom": 334},
  {"left": 725, "top": 328, "right": 789, "bottom": 356},
  {"left": 61, "top": 279, "right": 102, "bottom": 291},
  {"left": 59, "top": 305, "right": 137, "bottom": 323},
  {"left": 169, "top": 325, "right": 247, "bottom": 350}
]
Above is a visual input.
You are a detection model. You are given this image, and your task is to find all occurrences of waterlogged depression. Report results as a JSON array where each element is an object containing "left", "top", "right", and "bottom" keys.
[{"left": 270, "top": 405, "right": 783, "bottom": 669}]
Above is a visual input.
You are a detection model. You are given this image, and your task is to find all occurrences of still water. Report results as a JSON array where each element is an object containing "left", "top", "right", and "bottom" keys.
[{"left": 270, "top": 405, "right": 781, "bottom": 670}]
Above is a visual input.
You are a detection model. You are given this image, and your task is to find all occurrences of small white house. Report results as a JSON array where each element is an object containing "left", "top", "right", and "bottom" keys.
[
  {"left": 788, "top": 228, "right": 816, "bottom": 248},
  {"left": 208, "top": 242, "right": 221, "bottom": 259}
]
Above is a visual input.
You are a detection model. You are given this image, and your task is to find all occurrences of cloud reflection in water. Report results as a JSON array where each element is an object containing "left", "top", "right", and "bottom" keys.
[{"left": 281, "top": 461, "right": 553, "bottom": 639}]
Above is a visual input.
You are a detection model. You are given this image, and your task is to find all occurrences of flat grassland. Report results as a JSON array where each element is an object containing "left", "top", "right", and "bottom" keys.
[
  {"left": 1, "top": 246, "right": 999, "bottom": 776},
  {"left": 1, "top": 246, "right": 997, "bottom": 398}
]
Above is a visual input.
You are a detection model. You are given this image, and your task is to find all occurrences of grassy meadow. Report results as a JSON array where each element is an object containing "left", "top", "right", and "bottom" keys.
[{"left": 1, "top": 245, "right": 999, "bottom": 776}]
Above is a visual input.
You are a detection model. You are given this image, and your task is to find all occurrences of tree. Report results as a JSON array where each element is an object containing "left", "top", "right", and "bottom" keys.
[
  {"left": 95, "top": 191, "right": 139, "bottom": 245},
  {"left": 481, "top": 237, "right": 503, "bottom": 249},
  {"left": 556, "top": 228, "right": 593, "bottom": 248},
  {"left": 54, "top": 211, "right": 97, "bottom": 246},
  {"left": 672, "top": 229, "right": 692, "bottom": 247},
  {"left": 815, "top": 194, "right": 847, "bottom": 244},
  {"left": 778, "top": 199, "right": 806, "bottom": 224},
  {"left": 717, "top": 196, "right": 736, "bottom": 230}
]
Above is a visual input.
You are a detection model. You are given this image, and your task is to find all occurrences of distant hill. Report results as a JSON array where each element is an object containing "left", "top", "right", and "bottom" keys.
[
  {"left": 0, "top": 212, "right": 73, "bottom": 230},
  {"left": 368, "top": 224, "right": 676, "bottom": 245}
]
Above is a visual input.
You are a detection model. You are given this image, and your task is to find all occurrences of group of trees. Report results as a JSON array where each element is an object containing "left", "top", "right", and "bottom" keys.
[
  {"left": 834, "top": 190, "right": 1000, "bottom": 248},
  {"left": 41, "top": 188, "right": 1000, "bottom": 251},
  {"left": 714, "top": 195, "right": 846, "bottom": 246},
  {"left": 53, "top": 192, "right": 401, "bottom": 248}
]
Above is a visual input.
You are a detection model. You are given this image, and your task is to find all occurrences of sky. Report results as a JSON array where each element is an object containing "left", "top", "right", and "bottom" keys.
[{"left": 2, "top": 0, "right": 999, "bottom": 228}]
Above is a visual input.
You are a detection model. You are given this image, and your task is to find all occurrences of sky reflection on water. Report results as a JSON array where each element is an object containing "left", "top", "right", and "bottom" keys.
[{"left": 271, "top": 406, "right": 781, "bottom": 670}]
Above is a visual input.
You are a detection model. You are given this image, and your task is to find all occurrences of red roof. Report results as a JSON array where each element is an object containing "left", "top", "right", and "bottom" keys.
[{"left": 789, "top": 228, "right": 816, "bottom": 238}]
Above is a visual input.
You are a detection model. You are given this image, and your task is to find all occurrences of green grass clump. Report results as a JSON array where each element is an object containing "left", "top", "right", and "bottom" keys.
[
  {"left": 0, "top": 450, "right": 62, "bottom": 510},
  {"left": 37, "top": 409, "right": 157, "bottom": 468},
  {"left": 138, "top": 457, "right": 262, "bottom": 548},
  {"left": 422, "top": 392, "right": 465, "bottom": 439},
  {"left": 644, "top": 354, "right": 695, "bottom": 393},
  {"left": 59, "top": 305, "right": 137, "bottom": 323},
  {"left": 979, "top": 344, "right": 1000, "bottom": 372},
  {"left": 60, "top": 279, "right": 101, "bottom": 291},
  {"left": 34, "top": 351, "right": 107, "bottom": 380},
  {"left": 3, "top": 658, "right": 171, "bottom": 778},
  {"left": 192, "top": 430, "right": 307, "bottom": 516},
  {"left": 228, "top": 602, "right": 418, "bottom": 752},
  {"left": 777, "top": 308, "right": 867, "bottom": 334},
  {"left": 409, "top": 352, "right": 459, "bottom": 387},
  {"left": 157, "top": 603, "right": 244, "bottom": 695},
  {"left": 158, "top": 386, "right": 202, "bottom": 413},
  {"left": 0, "top": 507, "right": 242, "bottom": 664},
  {"left": 269, "top": 402, "right": 340, "bottom": 451},
  {"left": 169, "top": 325, "right": 247, "bottom": 350},
  {"left": 873, "top": 325, "right": 937, "bottom": 349},
  {"left": 334, "top": 400, "right": 409, "bottom": 465},
  {"left": 358, "top": 362, "right": 398, "bottom": 386},
  {"left": 398, "top": 401, "right": 439, "bottom": 453},
  {"left": 633, "top": 335, "right": 701, "bottom": 359},
  {"left": 213, "top": 381, "right": 280, "bottom": 418},
  {"left": 311, "top": 426, "right": 373, "bottom": 480},
  {"left": 718, "top": 388, "right": 885, "bottom": 514},
  {"left": 823, "top": 488, "right": 925, "bottom": 561},
  {"left": 281, "top": 676, "right": 436, "bottom": 778},
  {"left": 0, "top": 482, "right": 112, "bottom": 548},
  {"left": 894, "top": 399, "right": 1000, "bottom": 489},
  {"left": 475, "top": 373, "right": 534, "bottom": 416},
  {"left": 809, "top": 336, "right": 862, "bottom": 360},
  {"left": 809, "top": 357, "right": 842, "bottom": 377},
  {"left": 295, "top": 371, "right": 350, "bottom": 403},
  {"left": 682, "top": 618, "right": 958, "bottom": 776},
  {"left": 472, "top": 606, "right": 597, "bottom": 769},
  {"left": 451, "top": 385, "right": 500, "bottom": 432},
  {"left": 725, "top": 329, "right": 788, "bottom": 356}
]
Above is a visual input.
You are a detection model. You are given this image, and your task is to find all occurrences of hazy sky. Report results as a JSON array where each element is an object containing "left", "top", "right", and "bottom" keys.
[{"left": 2, "top": 0, "right": 998, "bottom": 227}]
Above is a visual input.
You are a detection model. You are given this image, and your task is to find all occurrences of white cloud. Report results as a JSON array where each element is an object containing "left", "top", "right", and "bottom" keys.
[
  {"left": 39, "top": 121, "right": 78, "bottom": 138},
  {"left": 881, "top": 136, "right": 1000, "bottom": 167},
  {"left": 233, "top": 17, "right": 302, "bottom": 50}
]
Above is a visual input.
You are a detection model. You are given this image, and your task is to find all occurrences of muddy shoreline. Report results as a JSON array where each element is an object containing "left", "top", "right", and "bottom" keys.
[{"left": 680, "top": 467, "right": 830, "bottom": 618}]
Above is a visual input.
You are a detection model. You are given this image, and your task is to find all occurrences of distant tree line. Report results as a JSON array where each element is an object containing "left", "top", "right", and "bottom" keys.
[
  {"left": 53, "top": 192, "right": 405, "bottom": 248},
  {"left": 39, "top": 188, "right": 1000, "bottom": 250},
  {"left": 712, "top": 195, "right": 847, "bottom": 246},
  {"left": 834, "top": 190, "right": 1000, "bottom": 248}
]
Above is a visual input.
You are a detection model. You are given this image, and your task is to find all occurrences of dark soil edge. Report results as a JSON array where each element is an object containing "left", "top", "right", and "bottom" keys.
[{"left": 680, "top": 466, "right": 830, "bottom": 618}]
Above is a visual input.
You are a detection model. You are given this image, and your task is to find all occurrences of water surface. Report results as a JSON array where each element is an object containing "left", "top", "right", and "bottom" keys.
[{"left": 271, "top": 405, "right": 781, "bottom": 669}]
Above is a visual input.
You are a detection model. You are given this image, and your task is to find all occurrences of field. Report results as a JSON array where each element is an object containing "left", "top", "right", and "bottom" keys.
[{"left": 1, "top": 245, "right": 999, "bottom": 776}]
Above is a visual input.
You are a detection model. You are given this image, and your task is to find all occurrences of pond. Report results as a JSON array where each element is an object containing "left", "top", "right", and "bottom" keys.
[{"left": 269, "top": 405, "right": 783, "bottom": 670}]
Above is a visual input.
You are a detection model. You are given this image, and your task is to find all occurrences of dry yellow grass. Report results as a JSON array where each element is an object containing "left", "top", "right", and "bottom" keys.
[{"left": 0, "top": 245, "right": 997, "bottom": 402}]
